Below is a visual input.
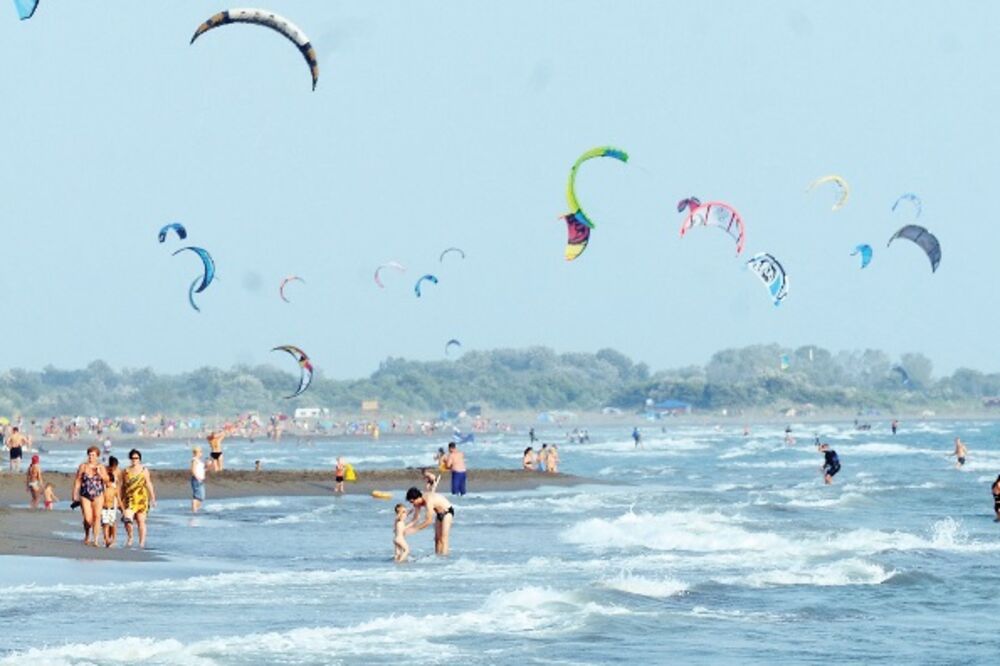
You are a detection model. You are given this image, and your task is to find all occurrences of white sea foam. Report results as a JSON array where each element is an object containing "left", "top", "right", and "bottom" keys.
[
  {"left": 729, "top": 558, "right": 896, "bottom": 587},
  {"left": 0, "top": 587, "right": 627, "bottom": 665},
  {"left": 603, "top": 573, "right": 688, "bottom": 598},
  {"left": 201, "top": 498, "right": 282, "bottom": 513}
]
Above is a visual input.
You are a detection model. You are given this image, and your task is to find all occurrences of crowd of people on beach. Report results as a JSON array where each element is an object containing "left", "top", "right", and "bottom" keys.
[{"left": 10, "top": 419, "right": 1000, "bottom": 560}]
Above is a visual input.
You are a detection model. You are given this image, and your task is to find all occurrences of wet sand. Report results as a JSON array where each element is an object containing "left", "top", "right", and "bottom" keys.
[{"left": 0, "top": 468, "right": 590, "bottom": 561}]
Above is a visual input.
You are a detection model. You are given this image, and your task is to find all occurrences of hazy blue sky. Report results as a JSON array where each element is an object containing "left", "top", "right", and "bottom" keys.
[{"left": 0, "top": 1, "right": 996, "bottom": 379}]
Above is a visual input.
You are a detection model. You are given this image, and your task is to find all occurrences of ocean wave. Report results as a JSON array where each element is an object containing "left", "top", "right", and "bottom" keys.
[
  {"left": 602, "top": 573, "right": 688, "bottom": 598},
  {"left": 726, "top": 558, "right": 896, "bottom": 587}
]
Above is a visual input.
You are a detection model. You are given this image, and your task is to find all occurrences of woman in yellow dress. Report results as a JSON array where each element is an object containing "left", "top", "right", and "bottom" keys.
[{"left": 121, "top": 449, "right": 156, "bottom": 549}]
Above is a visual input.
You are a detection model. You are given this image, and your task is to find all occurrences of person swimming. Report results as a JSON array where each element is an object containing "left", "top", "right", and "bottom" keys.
[{"left": 817, "top": 443, "right": 840, "bottom": 485}]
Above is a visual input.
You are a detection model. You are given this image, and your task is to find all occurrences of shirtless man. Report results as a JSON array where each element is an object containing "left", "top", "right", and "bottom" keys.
[
  {"left": 6, "top": 427, "right": 27, "bottom": 473},
  {"left": 405, "top": 487, "right": 454, "bottom": 556},
  {"left": 444, "top": 442, "right": 467, "bottom": 496},
  {"left": 206, "top": 430, "right": 226, "bottom": 472},
  {"left": 950, "top": 437, "right": 967, "bottom": 469}
]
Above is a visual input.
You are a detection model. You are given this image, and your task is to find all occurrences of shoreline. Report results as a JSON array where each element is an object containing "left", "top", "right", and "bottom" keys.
[{"left": 0, "top": 469, "right": 593, "bottom": 561}]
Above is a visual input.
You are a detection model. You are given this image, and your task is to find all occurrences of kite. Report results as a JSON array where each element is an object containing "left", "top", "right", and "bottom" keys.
[
  {"left": 746, "top": 252, "right": 789, "bottom": 306},
  {"left": 172, "top": 247, "right": 216, "bottom": 293},
  {"left": 851, "top": 244, "right": 873, "bottom": 269},
  {"left": 887, "top": 225, "right": 941, "bottom": 272},
  {"left": 445, "top": 339, "right": 462, "bottom": 355},
  {"left": 439, "top": 247, "right": 465, "bottom": 262},
  {"left": 190, "top": 9, "right": 319, "bottom": 90},
  {"left": 414, "top": 274, "right": 438, "bottom": 298},
  {"left": 891, "top": 365, "right": 911, "bottom": 386},
  {"left": 560, "top": 146, "right": 628, "bottom": 261},
  {"left": 187, "top": 276, "right": 202, "bottom": 313},
  {"left": 271, "top": 345, "right": 314, "bottom": 398},
  {"left": 807, "top": 175, "right": 850, "bottom": 211},
  {"left": 279, "top": 275, "right": 304, "bottom": 303},
  {"left": 12, "top": 0, "right": 37, "bottom": 20},
  {"left": 679, "top": 199, "right": 746, "bottom": 255},
  {"left": 374, "top": 262, "right": 405, "bottom": 289},
  {"left": 892, "top": 193, "right": 922, "bottom": 219},
  {"left": 158, "top": 222, "right": 187, "bottom": 244}
]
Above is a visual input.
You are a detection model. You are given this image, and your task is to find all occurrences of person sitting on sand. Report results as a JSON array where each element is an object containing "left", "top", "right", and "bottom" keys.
[
  {"left": 26, "top": 455, "right": 43, "bottom": 509},
  {"left": 523, "top": 447, "right": 535, "bottom": 470},
  {"left": 949, "top": 437, "right": 968, "bottom": 469},
  {"left": 207, "top": 430, "right": 226, "bottom": 472},
  {"left": 405, "top": 487, "right": 454, "bottom": 556},
  {"left": 43, "top": 482, "right": 58, "bottom": 510},
  {"left": 817, "top": 443, "right": 841, "bottom": 485},
  {"left": 72, "top": 446, "right": 110, "bottom": 547},
  {"left": 393, "top": 503, "right": 412, "bottom": 562},
  {"left": 101, "top": 468, "right": 120, "bottom": 548},
  {"left": 334, "top": 457, "right": 347, "bottom": 494}
]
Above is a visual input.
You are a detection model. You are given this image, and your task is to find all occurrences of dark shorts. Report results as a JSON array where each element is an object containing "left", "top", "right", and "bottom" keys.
[
  {"left": 958, "top": 457, "right": 966, "bottom": 466},
  {"left": 824, "top": 463, "right": 841, "bottom": 477},
  {"left": 210, "top": 451, "right": 222, "bottom": 460},
  {"left": 335, "top": 476, "right": 344, "bottom": 483},
  {"left": 451, "top": 470, "right": 467, "bottom": 496},
  {"left": 9, "top": 447, "right": 21, "bottom": 460}
]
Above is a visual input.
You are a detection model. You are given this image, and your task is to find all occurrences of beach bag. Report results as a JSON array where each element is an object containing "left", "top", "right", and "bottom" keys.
[{"left": 344, "top": 464, "right": 357, "bottom": 482}]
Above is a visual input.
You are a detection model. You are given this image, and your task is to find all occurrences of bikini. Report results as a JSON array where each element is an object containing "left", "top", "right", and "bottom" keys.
[{"left": 435, "top": 506, "right": 455, "bottom": 522}]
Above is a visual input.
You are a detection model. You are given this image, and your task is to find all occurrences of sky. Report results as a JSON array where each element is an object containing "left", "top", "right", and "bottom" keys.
[{"left": 0, "top": 1, "right": 997, "bottom": 380}]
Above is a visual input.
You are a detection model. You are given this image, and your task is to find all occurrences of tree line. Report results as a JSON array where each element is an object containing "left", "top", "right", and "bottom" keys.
[{"left": 1, "top": 345, "right": 998, "bottom": 416}]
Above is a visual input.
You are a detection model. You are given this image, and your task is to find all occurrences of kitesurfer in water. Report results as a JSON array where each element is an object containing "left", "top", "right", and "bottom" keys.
[
  {"left": 949, "top": 437, "right": 967, "bottom": 469},
  {"left": 817, "top": 443, "right": 840, "bottom": 484}
]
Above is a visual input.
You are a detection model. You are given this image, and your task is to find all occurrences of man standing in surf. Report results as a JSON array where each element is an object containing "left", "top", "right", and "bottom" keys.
[
  {"left": 817, "top": 443, "right": 840, "bottom": 484},
  {"left": 405, "top": 487, "right": 454, "bottom": 556},
  {"left": 444, "top": 442, "right": 467, "bottom": 496}
]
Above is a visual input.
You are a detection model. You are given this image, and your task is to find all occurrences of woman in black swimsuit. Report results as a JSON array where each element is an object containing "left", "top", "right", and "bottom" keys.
[{"left": 72, "top": 446, "right": 110, "bottom": 547}]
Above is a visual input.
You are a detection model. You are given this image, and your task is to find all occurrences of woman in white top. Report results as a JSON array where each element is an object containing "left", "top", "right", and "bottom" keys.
[{"left": 190, "top": 446, "right": 207, "bottom": 513}]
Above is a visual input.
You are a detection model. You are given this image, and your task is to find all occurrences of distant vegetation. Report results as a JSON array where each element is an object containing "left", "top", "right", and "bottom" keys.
[{"left": 1, "top": 346, "right": 999, "bottom": 417}]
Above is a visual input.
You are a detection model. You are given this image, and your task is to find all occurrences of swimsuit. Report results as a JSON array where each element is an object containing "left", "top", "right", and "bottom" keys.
[
  {"left": 958, "top": 457, "right": 966, "bottom": 466},
  {"left": 335, "top": 475, "right": 344, "bottom": 483},
  {"left": 435, "top": 506, "right": 455, "bottom": 522},
  {"left": 450, "top": 470, "right": 467, "bottom": 496},
  {"left": 210, "top": 451, "right": 222, "bottom": 460},
  {"left": 9, "top": 446, "right": 21, "bottom": 460},
  {"left": 44, "top": 500, "right": 52, "bottom": 509},
  {"left": 79, "top": 469, "right": 105, "bottom": 500},
  {"left": 823, "top": 451, "right": 841, "bottom": 477}
]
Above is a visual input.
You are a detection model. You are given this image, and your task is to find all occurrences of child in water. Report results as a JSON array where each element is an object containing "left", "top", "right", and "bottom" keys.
[
  {"left": 393, "top": 503, "right": 411, "bottom": 562},
  {"left": 42, "top": 483, "right": 59, "bottom": 510}
]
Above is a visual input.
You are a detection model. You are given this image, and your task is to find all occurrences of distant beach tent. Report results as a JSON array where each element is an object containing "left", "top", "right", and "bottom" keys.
[{"left": 654, "top": 399, "right": 691, "bottom": 414}]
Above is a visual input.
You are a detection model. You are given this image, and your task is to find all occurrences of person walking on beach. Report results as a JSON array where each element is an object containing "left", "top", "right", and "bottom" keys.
[
  {"left": 43, "top": 482, "right": 58, "bottom": 510},
  {"left": 334, "top": 457, "right": 347, "bottom": 494},
  {"left": 817, "top": 443, "right": 841, "bottom": 485},
  {"left": 444, "top": 442, "right": 467, "bottom": 496},
  {"left": 405, "top": 487, "right": 454, "bottom": 556},
  {"left": 529, "top": 427, "right": 537, "bottom": 444},
  {"left": 207, "top": 430, "right": 226, "bottom": 472},
  {"left": 25, "top": 455, "right": 43, "bottom": 509},
  {"left": 891, "top": 419, "right": 899, "bottom": 435},
  {"left": 72, "top": 445, "right": 110, "bottom": 547},
  {"left": 122, "top": 449, "right": 156, "bottom": 549},
  {"left": 949, "top": 437, "right": 967, "bottom": 469},
  {"left": 191, "top": 446, "right": 207, "bottom": 513},
  {"left": 632, "top": 427, "right": 642, "bottom": 449},
  {"left": 101, "top": 468, "right": 120, "bottom": 547},
  {"left": 7, "top": 426, "right": 27, "bottom": 473}
]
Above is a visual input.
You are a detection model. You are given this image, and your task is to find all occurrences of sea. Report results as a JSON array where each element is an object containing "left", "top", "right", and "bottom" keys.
[{"left": 2, "top": 420, "right": 999, "bottom": 664}]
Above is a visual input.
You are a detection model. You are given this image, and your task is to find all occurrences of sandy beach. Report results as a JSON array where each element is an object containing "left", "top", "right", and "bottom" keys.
[{"left": 0, "top": 468, "right": 590, "bottom": 561}]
